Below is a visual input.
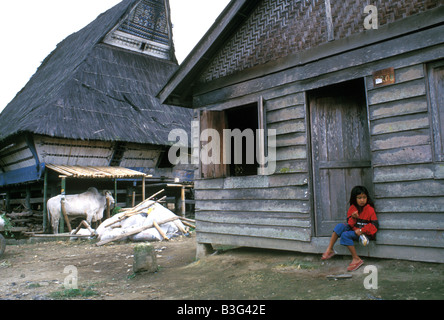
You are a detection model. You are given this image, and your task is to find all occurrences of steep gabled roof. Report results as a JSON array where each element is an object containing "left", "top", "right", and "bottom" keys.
[
  {"left": 0, "top": 0, "right": 192, "bottom": 146},
  {"left": 159, "top": 0, "right": 443, "bottom": 108},
  {"left": 158, "top": 0, "right": 254, "bottom": 107}
]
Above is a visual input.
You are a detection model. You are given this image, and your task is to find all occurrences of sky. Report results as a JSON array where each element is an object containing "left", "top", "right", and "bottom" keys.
[{"left": 0, "top": 0, "right": 230, "bottom": 112}]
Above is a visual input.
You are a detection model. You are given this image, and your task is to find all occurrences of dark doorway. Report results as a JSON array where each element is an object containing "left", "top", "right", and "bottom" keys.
[{"left": 308, "top": 79, "right": 373, "bottom": 236}]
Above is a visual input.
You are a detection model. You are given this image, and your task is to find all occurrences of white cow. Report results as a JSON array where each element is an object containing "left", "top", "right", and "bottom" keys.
[{"left": 47, "top": 187, "right": 114, "bottom": 234}]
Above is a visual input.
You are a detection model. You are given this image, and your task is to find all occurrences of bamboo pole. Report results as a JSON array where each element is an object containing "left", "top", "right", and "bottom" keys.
[
  {"left": 180, "top": 220, "right": 195, "bottom": 229},
  {"left": 179, "top": 216, "right": 195, "bottom": 223},
  {"left": 153, "top": 221, "right": 168, "bottom": 241},
  {"left": 119, "top": 189, "right": 165, "bottom": 213},
  {"left": 104, "top": 195, "right": 166, "bottom": 228},
  {"left": 30, "top": 233, "right": 93, "bottom": 238},
  {"left": 173, "top": 220, "right": 187, "bottom": 235},
  {"left": 72, "top": 220, "right": 96, "bottom": 236}
]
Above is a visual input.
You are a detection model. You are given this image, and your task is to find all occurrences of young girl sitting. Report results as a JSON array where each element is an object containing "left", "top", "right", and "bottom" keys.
[{"left": 321, "top": 186, "right": 378, "bottom": 271}]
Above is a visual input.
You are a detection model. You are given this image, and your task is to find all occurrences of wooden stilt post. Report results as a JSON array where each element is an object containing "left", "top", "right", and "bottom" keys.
[
  {"left": 132, "top": 181, "right": 136, "bottom": 207},
  {"left": 60, "top": 176, "right": 72, "bottom": 233},
  {"left": 114, "top": 179, "right": 118, "bottom": 208},
  {"left": 106, "top": 197, "right": 110, "bottom": 220},
  {"left": 142, "top": 175, "right": 146, "bottom": 201},
  {"left": 42, "top": 170, "right": 48, "bottom": 232},
  {"left": 5, "top": 190, "right": 10, "bottom": 212},
  {"left": 181, "top": 185, "right": 186, "bottom": 217},
  {"left": 25, "top": 187, "right": 31, "bottom": 211}
]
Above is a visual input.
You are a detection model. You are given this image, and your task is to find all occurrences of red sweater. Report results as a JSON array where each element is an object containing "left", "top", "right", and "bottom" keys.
[{"left": 347, "top": 204, "right": 378, "bottom": 238}]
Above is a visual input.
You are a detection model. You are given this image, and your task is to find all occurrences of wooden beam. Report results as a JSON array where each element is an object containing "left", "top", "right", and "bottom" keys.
[{"left": 42, "top": 170, "right": 48, "bottom": 232}]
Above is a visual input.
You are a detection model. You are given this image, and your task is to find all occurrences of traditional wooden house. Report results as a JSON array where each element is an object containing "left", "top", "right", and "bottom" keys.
[
  {"left": 160, "top": 0, "right": 444, "bottom": 263},
  {"left": 0, "top": 0, "right": 194, "bottom": 228}
]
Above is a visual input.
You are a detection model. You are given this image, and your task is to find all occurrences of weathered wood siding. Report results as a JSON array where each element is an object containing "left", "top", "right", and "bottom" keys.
[
  {"left": 366, "top": 63, "right": 444, "bottom": 261},
  {"left": 34, "top": 135, "right": 113, "bottom": 167},
  {"left": 189, "top": 3, "right": 444, "bottom": 262},
  {"left": 0, "top": 136, "right": 36, "bottom": 172},
  {"left": 119, "top": 143, "right": 161, "bottom": 168},
  {"left": 195, "top": 89, "right": 312, "bottom": 250}
]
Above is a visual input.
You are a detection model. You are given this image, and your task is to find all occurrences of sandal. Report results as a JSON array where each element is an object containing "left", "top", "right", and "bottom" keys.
[
  {"left": 321, "top": 250, "right": 336, "bottom": 260},
  {"left": 347, "top": 259, "right": 364, "bottom": 272}
]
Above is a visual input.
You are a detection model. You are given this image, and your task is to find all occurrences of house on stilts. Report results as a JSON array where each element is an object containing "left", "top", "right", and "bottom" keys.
[
  {"left": 0, "top": 0, "right": 195, "bottom": 233},
  {"left": 160, "top": 0, "right": 444, "bottom": 263}
]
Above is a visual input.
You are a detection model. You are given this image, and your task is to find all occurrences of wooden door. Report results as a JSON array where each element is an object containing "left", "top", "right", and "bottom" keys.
[
  {"left": 200, "top": 110, "right": 229, "bottom": 179},
  {"left": 427, "top": 60, "right": 444, "bottom": 161},
  {"left": 309, "top": 79, "right": 372, "bottom": 236}
]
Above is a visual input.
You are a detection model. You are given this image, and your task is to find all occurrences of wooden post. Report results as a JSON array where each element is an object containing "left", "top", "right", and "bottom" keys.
[
  {"left": 25, "top": 187, "right": 31, "bottom": 211},
  {"left": 60, "top": 176, "right": 72, "bottom": 233},
  {"left": 133, "top": 243, "right": 158, "bottom": 273},
  {"left": 42, "top": 170, "right": 48, "bottom": 232},
  {"left": 5, "top": 190, "right": 10, "bottom": 212},
  {"left": 114, "top": 179, "right": 118, "bottom": 207},
  {"left": 181, "top": 185, "right": 186, "bottom": 217},
  {"left": 59, "top": 177, "right": 65, "bottom": 233},
  {"left": 106, "top": 197, "right": 111, "bottom": 220},
  {"left": 142, "top": 175, "right": 146, "bottom": 201}
]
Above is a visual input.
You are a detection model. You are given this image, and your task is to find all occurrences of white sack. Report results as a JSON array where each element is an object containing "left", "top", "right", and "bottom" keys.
[
  {"left": 99, "top": 227, "right": 131, "bottom": 243},
  {"left": 130, "top": 229, "right": 161, "bottom": 242}
]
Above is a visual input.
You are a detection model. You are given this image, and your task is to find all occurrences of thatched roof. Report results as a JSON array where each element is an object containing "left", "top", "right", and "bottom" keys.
[{"left": 0, "top": 0, "right": 192, "bottom": 146}]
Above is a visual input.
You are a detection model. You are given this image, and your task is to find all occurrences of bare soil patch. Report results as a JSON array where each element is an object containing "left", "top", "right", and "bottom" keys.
[{"left": 0, "top": 234, "right": 443, "bottom": 300}]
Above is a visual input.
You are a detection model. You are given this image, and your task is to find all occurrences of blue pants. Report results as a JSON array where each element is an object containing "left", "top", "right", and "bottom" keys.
[{"left": 334, "top": 223, "right": 358, "bottom": 246}]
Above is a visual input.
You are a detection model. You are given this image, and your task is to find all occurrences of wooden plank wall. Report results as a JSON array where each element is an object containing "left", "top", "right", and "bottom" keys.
[
  {"left": 366, "top": 63, "right": 444, "bottom": 261},
  {"left": 191, "top": 17, "right": 444, "bottom": 261},
  {"left": 119, "top": 143, "right": 160, "bottom": 168},
  {"left": 195, "top": 91, "right": 313, "bottom": 249},
  {"left": 35, "top": 135, "right": 113, "bottom": 166},
  {"left": 195, "top": 62, "right": 444, "bottom": 262},
  {"left": 0, "top": 136, "right": 35, "bottom": 171}
]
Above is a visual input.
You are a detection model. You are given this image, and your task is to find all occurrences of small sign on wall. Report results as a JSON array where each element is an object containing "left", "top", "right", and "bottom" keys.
[{"left": 373, "top": 67, "right": 395, "bottom": 87}]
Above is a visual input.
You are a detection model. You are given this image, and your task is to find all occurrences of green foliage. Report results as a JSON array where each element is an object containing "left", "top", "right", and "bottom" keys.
[
  {"left": 49, "top": 287, "right": 99, "bottom": 299},
  {"left": 111, "top": 206, "right": 122, "bottom": 216}
]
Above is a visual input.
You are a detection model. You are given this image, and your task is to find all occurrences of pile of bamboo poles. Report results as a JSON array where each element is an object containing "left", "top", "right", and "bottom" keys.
[
  {"left": 95, "top": 189, "right": 195, "bottom": 246},
  {"left": 105, "top": 189, "right": 166, "bottom": 228}
]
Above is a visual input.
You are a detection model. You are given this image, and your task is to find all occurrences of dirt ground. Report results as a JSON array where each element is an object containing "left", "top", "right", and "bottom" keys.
[{"left": 0, "top": 232, "right": 443, "bottom": 301}]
